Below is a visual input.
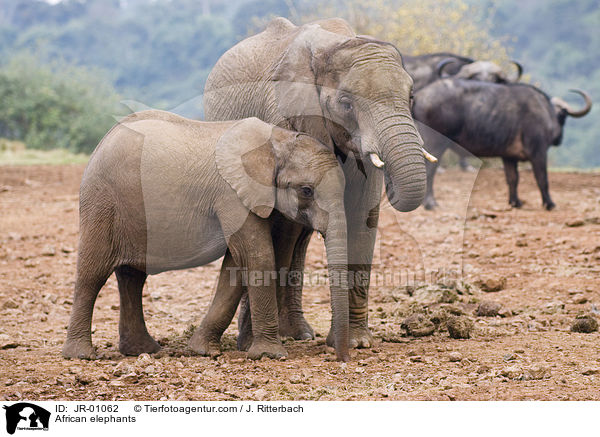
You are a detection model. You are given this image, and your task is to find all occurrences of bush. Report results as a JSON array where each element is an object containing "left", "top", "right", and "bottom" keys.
[{"left": 0, "top": 53, "right": 121, "bottom": 153}]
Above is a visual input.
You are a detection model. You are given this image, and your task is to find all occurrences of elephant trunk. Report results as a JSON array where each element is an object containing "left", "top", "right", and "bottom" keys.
[
  {"left": 324, "top": 210, "right": 350, "bottom": 362},
  {"left": 377, "top": 114, "right": 427, "bottom": 212}
]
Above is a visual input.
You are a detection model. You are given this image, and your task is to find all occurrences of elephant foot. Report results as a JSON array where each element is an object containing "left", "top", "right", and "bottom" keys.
[
  {"left": 62, "top": 338, "right": 97, "bottom": 360},
  {"left": 247, "top": 339, "right": 288, "bottom": 360},
  {"left": 278, "top": 313, "right": 315, "bottom": 340},
  {"left": 544, "top": 200, "right": 556, "bottom": 211},
  {"left": 327, "top": 325, "right": 375, "bottom": 349},
  {"left": 189, "top": 328, "right": 222, "bottom": 357},
  {"left": 327, "top": 326, "right": 375, "bottom": 349},
  {"left": 119, "top": 332, "right": 161, "bottom": 356}
]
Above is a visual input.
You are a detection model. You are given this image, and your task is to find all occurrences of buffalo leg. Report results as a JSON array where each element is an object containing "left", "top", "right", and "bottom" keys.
[
  {"left": 530, "top": 153, "right": 555, "bottom": 210},
  {"left": 502, "top": 158, "right": 522, "bottom": 208}
]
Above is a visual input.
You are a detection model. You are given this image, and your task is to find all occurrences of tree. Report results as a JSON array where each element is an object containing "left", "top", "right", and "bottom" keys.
[
  {"left": 294, "top": 0, "right": 511, "bottom": 63},
  {"left": 0, "top": 52, "right": 121, "bottom": 153}
]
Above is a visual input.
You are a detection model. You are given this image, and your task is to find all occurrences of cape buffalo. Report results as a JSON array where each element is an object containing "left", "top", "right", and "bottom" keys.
[
  {"left": 413, "top": 79, "right": 592, "bottom": 210},
  {"left": 404, "top": 54, "right": 523, "bottom": 171},
  {"left": 403, "top": 53, "right": 523, "bottom": 91},
  {"left": 403, "top": 53, "right": 475, "bottom": 91}
]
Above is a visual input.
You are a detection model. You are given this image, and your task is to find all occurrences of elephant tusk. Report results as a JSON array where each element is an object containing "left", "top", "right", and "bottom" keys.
[
  {"left": 422, "top": 148, "right": 438, "bottom": 163},
  {"left": 369, "top": 153, "right": 385, "bottom": 168}
]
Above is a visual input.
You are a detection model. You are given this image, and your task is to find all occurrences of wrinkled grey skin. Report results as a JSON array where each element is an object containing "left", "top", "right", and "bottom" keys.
[
  {"left": 203, "top": 17, "right": 427, "bottom": 351},
  {"left": 62, "top": 110, "right": 351, "bottom": 361},
  {"left": 413, "top": 80, "right": 592, "bottom": 210}
]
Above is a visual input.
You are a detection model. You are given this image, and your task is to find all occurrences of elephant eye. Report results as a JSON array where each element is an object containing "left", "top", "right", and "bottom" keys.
[
  {"left": 338, "top": 97, "right": 353, "bottom": 113},
  {"left": 299, "top": 185, "right": 314, "bottom": 198}
]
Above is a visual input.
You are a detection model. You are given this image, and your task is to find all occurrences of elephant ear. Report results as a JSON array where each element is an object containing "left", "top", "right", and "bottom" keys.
[
  {"left": 272, "top": 23, "right": 350, "bottom": 148},
  {"left": 215, "top": 118, "right": 276, "bottom": 219}
]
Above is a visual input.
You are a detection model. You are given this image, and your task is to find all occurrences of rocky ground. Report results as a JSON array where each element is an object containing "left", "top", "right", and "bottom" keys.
[{"left": 1, "top": 164, "right": 599, "bottom": 400}]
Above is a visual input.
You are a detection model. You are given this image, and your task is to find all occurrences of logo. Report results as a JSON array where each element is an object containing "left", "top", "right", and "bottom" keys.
[{"left": 3, "top": 403, "right": 50, "bottom": 435}]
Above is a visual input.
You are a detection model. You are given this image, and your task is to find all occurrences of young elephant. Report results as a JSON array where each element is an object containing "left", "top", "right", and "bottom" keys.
[{"left": 62, "top": 110, "right": 350, "bottom": 361}]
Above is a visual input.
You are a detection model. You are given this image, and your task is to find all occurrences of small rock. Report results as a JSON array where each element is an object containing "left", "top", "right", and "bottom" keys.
[
  {"left": 501, "top": 365, "right": 522, "bottom": 379},
  {"left": 566, "top": 219, "right": 585, "bottom": 227},
  {"left": 475, "top": 301, "right": 502, "bottom": 317},
  {"left": 75, "top": 375, "right": 93, "bottom": 385},
  {"left": 289, "top": 374, "right": 303, "bottom": 383},
  {"left": 253, "top": 388, "right": 268, "bottom": 401},
  {"left": 61, "top": 246, "right": 74, "bottom": 254},
  {"left": 2, "top": 299, "right": 19, "bottom": 310},
  {"left": 571, "top": 294, "right": 588, "bottom": 304},
  {"left": 582, "top": 368, "right": 600, "bottom": 376},
  {"left": 498, "top": 307, "right": 513, "bottom": 318},
  {"left": 109, "top": 380, "right": 126, "bottom": 387},
  {"left": 41, "top": 246, "right": 56, "bottom": 256},
  {"left": 515, "top": 239, "right": 528, "bottom": 247},
  {"left": 355, "top": 367, "right": 366, "bottom": 373},
  {"left": 136, "top": 353, "right": 154, "bottom": 366},
  {"left": 401, "top": 314, "right": 436, "bottom": 337},
  {"left": 24, "top": 259, "right": 37, "bottom": 268},
  {"left": 476, "top": 365, "right": 491, "bottom": 374},
  {"left": 543, "top": 301, "right": 565, "bottom": 314},
  {"left": 448, "top": 352, "right": 463, "bottom": 362},
  {"left": 503, "top": 353, "right": 517, "bottom": 362},
  {"left": 0, "top": 342, "right": 20, "bottom": 350},
  {"left": 447, "top": 316, "right": 474, "bottom": 339},
  {"left": 7, "top": 232, "right": 21, "bottom": 241},
  {"left": 523, "top": 365, "right": 550, "bottom": 380},
  {"left": 119, "top": 373, "right": 138, "bottom": 384},
  {"left": 480, "top": 210, "right": 498, "bottom": 219},
  {"left": 113, "top": 361, "right": 136, "bottom": 377},
  {"left": 477, "top": 276, "right": 507, "bottom": 292},
  {"left": 144, "top": 364, "right": 159, "bottom": 375},
  {"left": 571, "top": 315, "right": 598, "bottom": 333},
  {"left": 409, "top": 355, "right": 423, "bottom": 363}
]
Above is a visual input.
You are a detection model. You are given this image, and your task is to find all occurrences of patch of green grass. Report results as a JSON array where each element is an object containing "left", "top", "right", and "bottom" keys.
[{"left": 0, "top": 148, "right": 89, "bottom": 166}]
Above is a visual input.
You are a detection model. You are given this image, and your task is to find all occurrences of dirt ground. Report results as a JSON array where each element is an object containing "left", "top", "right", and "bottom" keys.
[{"left": 1, "top": 163, "right": 599, "bottom": 401}]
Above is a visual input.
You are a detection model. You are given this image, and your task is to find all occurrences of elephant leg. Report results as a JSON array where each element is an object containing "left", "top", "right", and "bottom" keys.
[
  {"left": 231, "top": 214, "right": 287, "bottom": 360},
  {"left": 237, "top": 293, "right": 252, "bottom": 351},
  {"left": 190, "top": 250, "right": 244, "bottom": 357},
  {"left": 237, "top": 218, "right": 314, "bottom": 347},
  {"left": 62, "top": 245, "right": 113, "bottom": 359},
  {"left": 502, "top": 157, "right": 522, "bottom": 208},
  {"left": 327, "top": 163, "right": 381, "bottom": 349},
  {"left": 115, "top": 265, "right": 160, "bottom": 356},
  {"left": 277, "top": 226, "right": 314, "bottom": 340},
  {"left": 326, "top": 242, "right": 377, "bottom": 349}
]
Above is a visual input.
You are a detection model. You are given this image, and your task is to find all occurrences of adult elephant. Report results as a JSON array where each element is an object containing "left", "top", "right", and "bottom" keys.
[{"left": 203, "top": 17, "right": 428, "bottom": 351}]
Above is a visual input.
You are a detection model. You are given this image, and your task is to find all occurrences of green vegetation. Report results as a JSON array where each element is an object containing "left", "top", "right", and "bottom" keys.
[
  {"left": 485, "top": 0, "right": 599, "bottom": 168},
  {"left": 0, "top": 147, "right": 88, "bottom": 166},
  {"left": 0, "top": 0, "right": 597, "bottom": 167},
  {"left": 0, "top": 53, "right": 121, "bottom": 154}
]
